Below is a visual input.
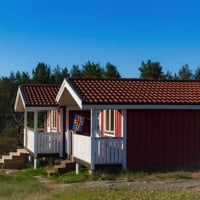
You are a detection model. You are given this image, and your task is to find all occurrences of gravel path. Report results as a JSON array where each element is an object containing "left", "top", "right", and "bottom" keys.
[{"left": 34, "top": 176, "right": 200, "bottom": 191}]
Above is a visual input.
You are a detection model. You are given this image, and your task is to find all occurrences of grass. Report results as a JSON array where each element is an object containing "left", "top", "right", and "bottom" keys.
[
  {"left": 46, "top": 188, "right": 200, "bottom": 200},
  {"left": 0, "top": 167, "right": 200, "bottom": 199},
  {"left": 0, "top": 168, "right": 49, "bottom": 200},
  {"left": 50, "top": 167, "right": 193, "bottom": 183}
]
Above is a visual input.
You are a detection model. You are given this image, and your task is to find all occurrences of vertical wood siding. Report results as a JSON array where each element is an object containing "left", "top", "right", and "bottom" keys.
[{"left": 127, "top": 110, "right": 200, "bottom": 169}]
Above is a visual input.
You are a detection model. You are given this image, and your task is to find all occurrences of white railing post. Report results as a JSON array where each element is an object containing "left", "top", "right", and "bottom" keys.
[
  {"left": 24, "top": 110, "right": 27, "bottom": 148},
  {"left": 90, "top": 109, "right": 96, "bottom": 171},
  {"left": 34, "top": 110, "right": 38, "bottom": 169},
  {"left": 59, "top": 108, "right": 63, "bottom": 157}
]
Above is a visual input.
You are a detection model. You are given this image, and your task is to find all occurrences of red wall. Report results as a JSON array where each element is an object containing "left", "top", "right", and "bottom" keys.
[
  {"left": 127, "top": 109, "right": 200, "bottom": 169},
  {"left": 69, "top": 110, "right": 90, "bottom": 136},
  {"left": 115, "top": 110, "right": 122, "bottom": 137}
]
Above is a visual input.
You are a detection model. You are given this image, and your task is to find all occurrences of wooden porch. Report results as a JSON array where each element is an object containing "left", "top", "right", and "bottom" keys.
[
  {"left": 25, "top": 128, "right": 61, "bottom": 155},
  {"left": 65, "top": 130, "right": 126, "bottom": 171}
]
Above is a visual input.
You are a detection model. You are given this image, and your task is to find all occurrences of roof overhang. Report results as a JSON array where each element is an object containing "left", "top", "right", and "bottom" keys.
[
  {"left": 14, "top": 86, "right": 59, "bottom": 112},
  {"left": 56, "top": 78, "right": 83, "bottom": 108},
  {"left": 81, "top": 104, "right": 200, "bottom": 110}
]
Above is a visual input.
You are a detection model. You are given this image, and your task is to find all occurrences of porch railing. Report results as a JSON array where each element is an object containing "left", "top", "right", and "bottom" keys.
[
  {"left": 26, "top": 128, "right": 61, "bottom": 154},
  {"left": 92, "top": 137, "right": 124, "bottom": 165},
  {"left": 67, "top": 130, "right": 124, "bottom": 167}
]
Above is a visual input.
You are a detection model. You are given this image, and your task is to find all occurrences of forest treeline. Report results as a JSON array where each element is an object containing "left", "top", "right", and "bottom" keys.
[{"left": 0, "top": 59, "right": 199, "bottom": 155}]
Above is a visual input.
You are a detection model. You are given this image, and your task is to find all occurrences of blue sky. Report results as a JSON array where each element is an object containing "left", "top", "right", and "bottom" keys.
[{"left": 0, "top": 0, "right": 200, "bottom": 78}]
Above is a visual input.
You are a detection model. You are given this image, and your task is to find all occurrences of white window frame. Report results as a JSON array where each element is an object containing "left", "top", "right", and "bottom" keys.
[
  {"left": 51, "top": 110, "right": 57, "bottom": 130},
  {"left": 104, "top": 109, "right": 115, "bottom": 136}
]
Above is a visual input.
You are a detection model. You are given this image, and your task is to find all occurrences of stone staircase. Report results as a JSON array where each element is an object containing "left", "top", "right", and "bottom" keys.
[
  {"left": 0, "top": 149, "right": 29, "bottom": 169},
  {"left": 47, "top": 159, "right": 75, "bottom": 176}
]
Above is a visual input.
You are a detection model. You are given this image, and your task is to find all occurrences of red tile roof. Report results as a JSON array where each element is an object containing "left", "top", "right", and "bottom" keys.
[
  {"left": 68, "top": 78, "right": 200, "bottom": 105},
  {"left": 21, "top": 85, "right": 60, "bottom": 107}
]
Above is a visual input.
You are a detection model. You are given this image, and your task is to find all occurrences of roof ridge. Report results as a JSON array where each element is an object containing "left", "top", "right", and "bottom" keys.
[
  {"left": 21, "top": 84, "right": 60, "bottom": 87},
  {"left": 67, "top": 77, "right": 200, "bottom": 82}
]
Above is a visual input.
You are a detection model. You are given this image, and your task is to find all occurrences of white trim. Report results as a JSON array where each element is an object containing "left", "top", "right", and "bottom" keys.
[
  {"left": 66, "top": 106, "right": 69, "bottom": 131},
  {"left": 104, "top": 109, "right": 115, "bottom": 137},
  {"left": 34, "top": 110, "right": 38, "bottom": 157},
  {"left": 60, "top": 108, "right": 63, "bottom": 157},
  {"left": 25, "top": 106, "right": 59, "bottom": 112},
  {"left": 24, "top": 110, "right": 27, "bottom": 148},
  {"left": 82, "top": 104, "right": 200, "bottom": 110},
  {"left": 56, "top": 78, "right": 83, "bottom": 109},
  {"left": 90, "top": 109, "right": 95, "bottom": 171},
  {"left": 51, "top": 110, "right": 57, "bottom": 129},
  {"left": 14, "top": 87, "right": 26, "bottom": 111}
]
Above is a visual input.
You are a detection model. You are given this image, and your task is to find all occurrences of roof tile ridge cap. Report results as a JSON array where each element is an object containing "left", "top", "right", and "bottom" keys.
[
  {"left": 21, "top": 83, "right": 60, "bottom": 87},
  {"left": 68, "top": 77, "right": 135, "bottom": 80},
  {"left": 135, "top": 78, "right": 200, "bottom": 83},
  {"left": 66, "top": 78, "right": 86, "bottom": 102}
]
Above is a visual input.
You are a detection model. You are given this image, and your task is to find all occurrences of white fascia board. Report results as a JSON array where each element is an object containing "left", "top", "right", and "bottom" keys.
[
  {"left": 56, "top": 78, "right": 83, "bottom": 109},
  {"left": 56, "top": 79, "right": 66, "bottom": 102},
  {"left": 14, "top": 87, "right": 26, "bottom": 111},
  {"left": 26, "top": 106, "right": 59, "bottom": 112},
  {"left": 82, "top": 104, "right": 200, "bottom": 110}
]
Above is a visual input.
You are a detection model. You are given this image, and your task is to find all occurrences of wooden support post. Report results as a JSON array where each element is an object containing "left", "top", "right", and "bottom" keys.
[
  {"left": 34, "top": 110, "right": 38, "bottom": 169},
  {"left": 34, "top": 157, "right": 38, "bottom": 169},
  {"left": 24, "top": 110, "right": 27, "bottom": 148},
  {"left": 60, "top": 108, "right": 63, "bottom": 158},
  {"left": 90, "top": 109, "right": 96, "bottom": 171},
  {"left": 76, "top": 163, "right": 80, "bottom": 174}
]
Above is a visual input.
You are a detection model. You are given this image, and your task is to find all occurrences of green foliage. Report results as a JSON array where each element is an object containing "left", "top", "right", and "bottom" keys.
[
  {"left": 105, "top": 62, "right": 121, "bottom": 78},
  {"left": 139, "top": 59, "right": 164, "bottom": 79},
  {"left": 194, "top": 67, "right": 200, "bottom": 80},
  {"left": 178, "top": 64, "right": 193, "bottom": 80},
  {"left": 52, "top": 65, "right": 69, "bottom": 84},
  {"left": 82, "top": 61, "right": 105, "bottom": 78},
  {"left": 32, "top": 62, "right": 52, "bottom": 83},
  {"left": 15, "top": 71, "right": 30, "bottom": 84},
  {"left": 70, "top": 64, "right": 82, "bottom": 77}
]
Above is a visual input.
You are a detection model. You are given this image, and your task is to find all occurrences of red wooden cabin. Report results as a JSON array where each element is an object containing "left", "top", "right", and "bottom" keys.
[{"left": 15, "top": 78, "right": 200, "bottom": 170}]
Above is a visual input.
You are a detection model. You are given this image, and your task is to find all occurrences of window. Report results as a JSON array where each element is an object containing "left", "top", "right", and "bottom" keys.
[
  {"left": 51, "top": 110, "right": 57, "bottom": 129},
  {"left": 104, "top": 109, "right": 115, "bottom": 136}
]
